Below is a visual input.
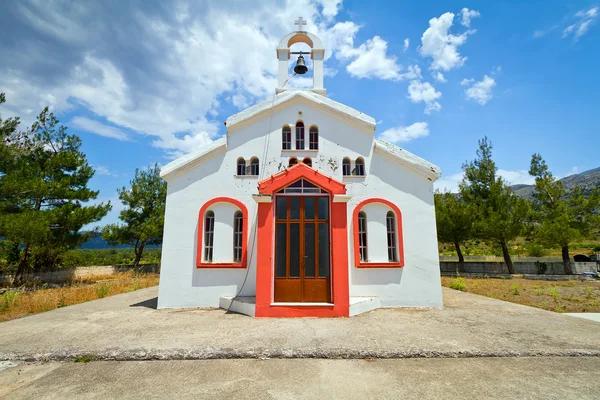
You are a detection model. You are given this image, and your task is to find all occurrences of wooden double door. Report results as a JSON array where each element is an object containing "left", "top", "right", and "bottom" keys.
[{"left": 274, "top": 196, "right": 331, "bottom": 303}]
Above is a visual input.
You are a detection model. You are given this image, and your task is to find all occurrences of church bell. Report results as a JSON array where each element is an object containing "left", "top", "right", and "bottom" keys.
[{"left": 293, "top": 54, "right": 308, "bottom": 75}]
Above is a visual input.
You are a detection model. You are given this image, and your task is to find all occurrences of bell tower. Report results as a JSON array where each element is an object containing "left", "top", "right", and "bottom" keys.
[{"left": 276, "top": 17, "right": 326, "bottom": 96}]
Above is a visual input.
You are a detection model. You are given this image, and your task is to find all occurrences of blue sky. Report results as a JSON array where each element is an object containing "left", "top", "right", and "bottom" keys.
[{"left": 0, "top": 0, "right": 598, "bottom": 226}]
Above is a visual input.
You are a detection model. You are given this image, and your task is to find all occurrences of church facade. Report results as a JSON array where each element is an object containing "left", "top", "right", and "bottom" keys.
[{"left": 157, "top": 22, "right": 443, "bottom": 317}]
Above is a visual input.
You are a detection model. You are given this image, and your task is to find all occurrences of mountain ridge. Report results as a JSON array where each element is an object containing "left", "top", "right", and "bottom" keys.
[{"left": 511, "top": 167, "right": 600, "bottom": 199}]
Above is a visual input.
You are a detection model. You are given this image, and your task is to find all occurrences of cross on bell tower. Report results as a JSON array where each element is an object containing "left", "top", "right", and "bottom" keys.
[{"left": 294, "top": 17, "right": 307, "bottom": 32}]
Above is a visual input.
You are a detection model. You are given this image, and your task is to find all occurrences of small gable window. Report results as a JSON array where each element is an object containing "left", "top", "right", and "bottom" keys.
[
  {"left": 295, "top": 121, "right": 305, "bottom": 150},
  {"left": 204, "top": 210, "right": 215, "bottom": 262},
  {"left": 342, "top": 157, "right": 351, "bottom": 176},
  {"left": 354, "top": 157, "right": 365, "bottom": 176},
  {"left": 386, "top": 211, "right": 398, "bottom": 262},
  {"left": 233, "top": 211, "right": 243, "bottom": 262},
  {"left": 309, "top": 126, "right": 319, "bottom": 150},
  {"left": 282, "top": 126, "right": 292, "bottom": 150},
  {"left": 237, "top": 158, "right": 246, "bottom": 176},
  {"left": 302, "top": 157, "right": 312, "bottom": 168},
  {"left": 289, "top": 157, "right": 298, "bottom": 167},
  {"left": 358, "top": 211, "right": 368, "bottom": 262},
  {"left": 249, "top": 157, "right": 259, "bottom": 176}
]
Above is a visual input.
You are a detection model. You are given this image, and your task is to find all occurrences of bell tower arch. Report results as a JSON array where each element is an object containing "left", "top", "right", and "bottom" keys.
[{"left": 276, "top": 17, "right": 326, "bottom": 96}]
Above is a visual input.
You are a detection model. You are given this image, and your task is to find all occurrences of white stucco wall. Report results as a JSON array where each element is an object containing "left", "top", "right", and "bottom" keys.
[{"left": 157, "top": 94, "right": 442, "bottom": 309}]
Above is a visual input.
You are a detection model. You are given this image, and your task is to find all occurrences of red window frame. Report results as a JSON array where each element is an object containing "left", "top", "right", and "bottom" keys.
[
  {"left": 197, "top": 197, "right": 249, "bottom": 268},
  {"left": 352, "top": 198, "right": 404, "bottom": 268}
]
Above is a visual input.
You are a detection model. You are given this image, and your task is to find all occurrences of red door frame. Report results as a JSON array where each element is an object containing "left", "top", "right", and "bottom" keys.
[{"left": 255, "top": 164, "right": 350, "bottom": 317}]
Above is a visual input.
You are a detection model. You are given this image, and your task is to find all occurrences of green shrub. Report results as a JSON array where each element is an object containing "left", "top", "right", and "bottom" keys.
[
  {"left": 549, "top": 287, "right": 559, "bottom": 302},
  {"left": 449, "top": 278, "right": 467, "bottom": 292},
  {"left": 0, "top": 290, "right": 21, "bottom": 311},
  {"left": 527, "top": 244, "right": 548, "bottom": 258},
  {"left": 512, "top": 283, "right": 520, "bottom": 295},
  {"left": 535, "top": 261, "right": 548, "bottom": 275},
  {"left": 95, "top": 284, "right": 111, "bottom": 299}
]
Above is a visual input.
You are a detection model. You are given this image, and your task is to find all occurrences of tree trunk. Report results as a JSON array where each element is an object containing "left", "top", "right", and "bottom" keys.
[
  {"left": 12, "top": 243, "right": 31, "bottom": 287},
  {"left": 561, "top": 245, "right": 573, "bottom": 275},
  {"left": 454, "top": 241, "right": 465, "bottom": 273},
  {"left": 133, "top": 241, "right": 146, "bottom": 272},
  {"left": 500, "top": 241, "right": 516, "bottom": 274}
]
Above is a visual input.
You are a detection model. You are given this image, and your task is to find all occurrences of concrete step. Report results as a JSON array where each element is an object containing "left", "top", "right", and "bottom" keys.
[
  {"left": 219, "top": 296, "right": 256, "bottom": 317},
  {"left": 349, "top": 296, "right": 381, "bottom": 316}
]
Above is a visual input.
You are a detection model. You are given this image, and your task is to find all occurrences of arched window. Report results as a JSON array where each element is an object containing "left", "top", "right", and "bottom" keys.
[
  {"left": 233, "top": 211, "right": 243, "bottom": 262},
  {"left": 354, "top": 157, "right": 365, "bottom": 176},
  {"left": 358, "top": 211, "right": 368, "bottom": 262},
  {"left": 386, "top": 211, "right": 398, "bottom": 262},
  {"left": 282, "top": 126, "right": 291, "bottom": 150},
  {"left": 204, "top": 210, "right": 215, "bottom": 262},
  {"left": 237, "top": 158, "right": 246, "bottom": 176},
  {"left": 249, "top": 157, "right": 259, "bottom": 176},
  {"left": 342, "top": 157, "right": 351, "bottom": 176},
  {"left": 289, "top": 157, "right": 298, "bottom": 167},
  {"left": 295, "top": 121, "right": 305, "bottom": 150},
  {"left": 309, "top": 126, "right": 319, "bottom": 150},
  {"left": 302, "top": 157, "right": 312, "bottom": 167}
]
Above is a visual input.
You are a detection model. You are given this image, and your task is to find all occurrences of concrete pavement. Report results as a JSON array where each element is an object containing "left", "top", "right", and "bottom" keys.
[
  {"left": 0, "top": 286, "right": 599, "bottom": 361},
  {"left": 1, "top": 358, "right": 600, "bottom": 399}
]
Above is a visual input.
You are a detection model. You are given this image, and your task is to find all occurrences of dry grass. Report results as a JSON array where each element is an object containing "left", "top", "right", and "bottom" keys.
[
  {"left": 442, "top": 277, "right": 600, "bottom": 313},
  {"left": 0, "top": 272, "right": 159, "bottom": 323}
]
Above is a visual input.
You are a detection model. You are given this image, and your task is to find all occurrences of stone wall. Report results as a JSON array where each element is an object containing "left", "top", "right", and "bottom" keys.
[
  {"left": 440, "top": 261, "right": 598, "bottom": 275},
  {"left": 0, "top": 264, "right": 160, "bottom": 286}
]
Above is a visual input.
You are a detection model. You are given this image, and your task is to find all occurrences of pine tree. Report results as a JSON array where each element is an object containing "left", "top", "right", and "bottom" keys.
[
  {"left": 434, "top": 191, "right": 475, "bottom": 272},
  {"left": 459, "top": 137, "right": 530, "bottom": 274},
  {"left": 0, "top": 95, "right": 111, "bottom": 286},
  {"left": 529, "top": 154, "right": 600, "bottom": 274},
  {"left": 102, "top": 164, "right": 167, "bottom": 270}
]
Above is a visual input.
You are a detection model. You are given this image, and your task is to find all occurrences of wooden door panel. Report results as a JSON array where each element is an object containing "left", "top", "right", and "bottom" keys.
[{"left": 274, "top": 195, "right": 331, "bottom": 303}]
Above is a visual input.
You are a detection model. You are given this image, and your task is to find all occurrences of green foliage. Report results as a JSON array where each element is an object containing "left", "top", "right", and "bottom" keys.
[
  {"left": 584, "top": 287, "right": 594, "bottom": 299},
  {"left": 459, "top": 137, "right": 530, "bottom": 273},
  {"left": 512, "top": 283, "right": 520, "bottom": 295},
  {"left": 0, "top": 94, "right": 111, "bottom": 284},
  {"left": 74, "top": 355, "right": 95, "bottom": 363},
  {"left": 548, "top": 287, "right": 559, "bottom": 302},
  {"left": 535, "top": 261, "right": 548, "bottom": 275},
  {"left": 434, "top": 191, "right": 475, "bottom": 264},
  {"left": 95, "top": 284, "right": 111, "bottom": 299},
  {"left": 449, "top": 277, "right": 467, "bottom": 291},
  {"left": 527, "top": 244, "right": 548, "bottom": 258},
  {"left": 1, "top": 290, "right": 21, "bottom": 311},
  {"left": 528, "top": 154, "right": 600, "bottom": 274},
  {"left": 102, "top": 164, "right": 166, "bottom": 269}
]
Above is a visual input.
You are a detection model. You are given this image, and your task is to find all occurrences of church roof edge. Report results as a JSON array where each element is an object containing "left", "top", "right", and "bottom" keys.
[
  {"left": 374, "top": 140, "right": 442, "bottom": 182},
  {"left": 160, "top": 137, "right": 227, "bottom": 180},
  {"left": 225, "top": 90, "right": 376, "bottom": 134}
]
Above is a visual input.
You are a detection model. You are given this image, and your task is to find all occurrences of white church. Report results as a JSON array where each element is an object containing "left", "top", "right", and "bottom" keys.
[{"left": 157, "top": 19, "right": 443, "bottom": 317}]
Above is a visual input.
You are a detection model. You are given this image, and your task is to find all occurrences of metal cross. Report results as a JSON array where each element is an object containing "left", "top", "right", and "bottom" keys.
[{"left": 294, "top": 17, "right": 306, "bottom": 31}]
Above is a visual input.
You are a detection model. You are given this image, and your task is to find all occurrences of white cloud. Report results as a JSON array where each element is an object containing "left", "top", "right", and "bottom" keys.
[
  {"left": 400, "top": 64, "right": 422, "bottom": 80},
  {"left": 93, "top": 165, "right": 117, "bottom": 177},
  {"left": 563, "top": 7, "right": 598, "bottom": 39},
  {"left": 70, "top": 116, "right": 131, "bottom": 141},
  {"left": 316, "top": 0, "right": 343, "bottom": 20},
  {"left": 464, "top": 75, "right": 496, "bottom": 105},
  {"left": 460, "top": 78, "right": 474, "bottom": 85},
  {"left": 498, "top": 169, "right": 536, "bottom": 186},
  {"left": 432, "top": 71, "right": 446, "bottom": 82},
  {"left": 460, "top": 8, "right": 480, "bottom": 27},
  {"left": 403, "top": 38, "right": 410, "bottom": 51},
  {"left": 339, "top": 36, "right": 402, "bottom": 80},
  {"left": 434, "top": 172, "right": 464, "bottom": 192},
  {"left": 408, "top": 80, "right": 442, "bottom": 114},
  {"left": 419, "top": 12, "right": 473, "bottom": 71},
  {"left": 1, "top": 0, "right": 383, "bottom": 158},
  {"left": 379, "top": 122, "right": 429, "bottom": 143}
]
